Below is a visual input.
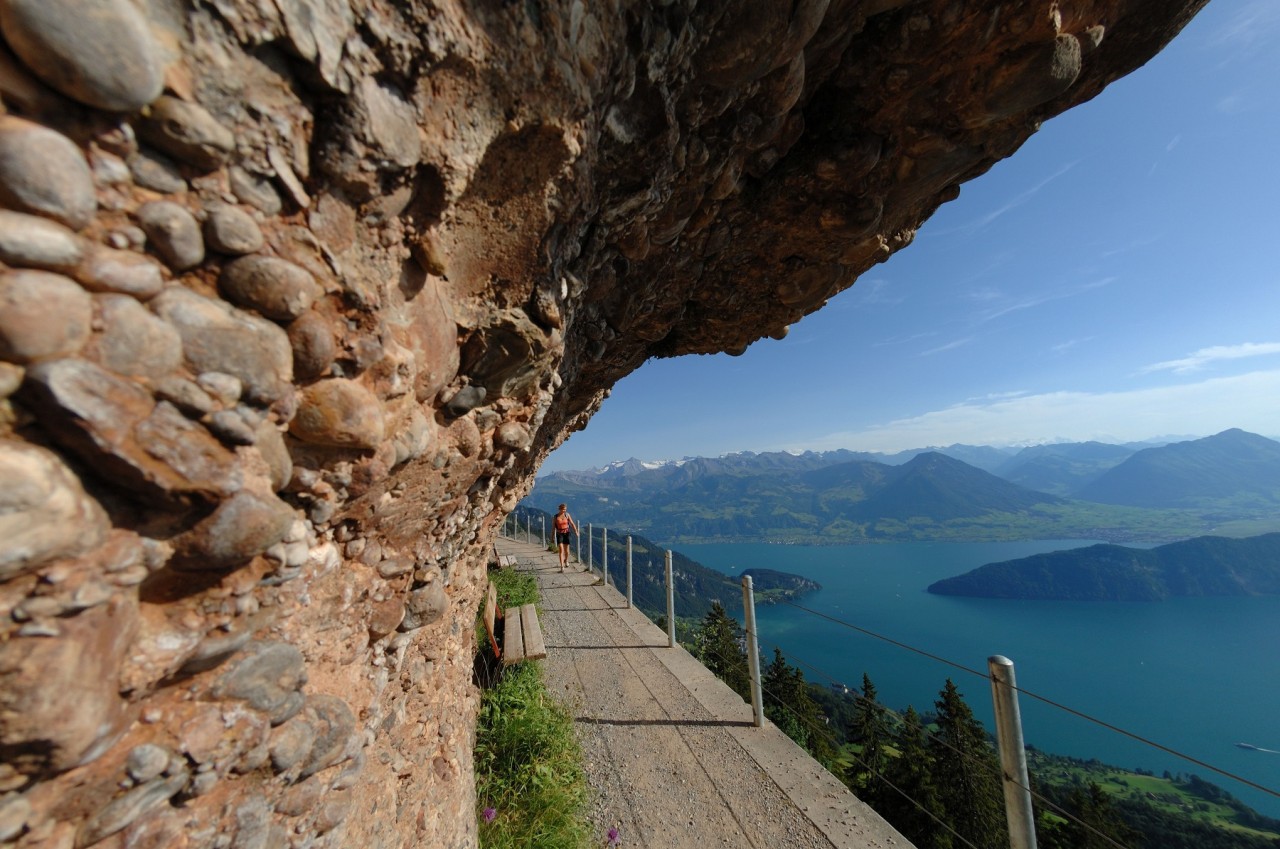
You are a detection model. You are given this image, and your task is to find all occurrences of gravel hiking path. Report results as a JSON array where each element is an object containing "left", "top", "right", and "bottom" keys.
[{"left": 494, "top": 537, "right": 911, "bottom": 849}]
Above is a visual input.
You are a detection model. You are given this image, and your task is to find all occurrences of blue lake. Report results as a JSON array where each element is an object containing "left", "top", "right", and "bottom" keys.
[{"left": 675, "top": 540, "right": 1280, "bottom": 818}]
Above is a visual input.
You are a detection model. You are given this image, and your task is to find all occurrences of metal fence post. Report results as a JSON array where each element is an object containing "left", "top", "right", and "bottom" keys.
[
  {"left": 742, "top": 576, "right": 765, "bottom": 728},
  {"left": 626, "top": 536, "right": 633, "bottom": 609},
  {"left": 602, "top": 527, "right": 609, "bottom": 587},
  {"left": 989, "top": 655, "right": 1038, "bottom": 849},
  {"left": 665, "top": 550, "right": 675, "bottom": 648}
]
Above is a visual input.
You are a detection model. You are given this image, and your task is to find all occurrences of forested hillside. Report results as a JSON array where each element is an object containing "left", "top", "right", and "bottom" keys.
[{"left": 928, "top": 533, "right": 1280, "bottom": 600}]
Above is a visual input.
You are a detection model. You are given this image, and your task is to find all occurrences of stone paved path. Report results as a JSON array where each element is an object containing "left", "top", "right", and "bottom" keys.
[{"left": 494, "top": 536, "right": 911, "bottom": 849}]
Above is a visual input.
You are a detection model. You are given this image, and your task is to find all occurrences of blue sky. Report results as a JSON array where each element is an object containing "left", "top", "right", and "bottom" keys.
[{"left": 544, "top": 1, "right": 1280, "bottom": 472}]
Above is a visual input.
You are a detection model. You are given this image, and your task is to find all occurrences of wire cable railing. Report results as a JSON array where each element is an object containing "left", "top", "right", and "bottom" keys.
[
  {"left": 504, "top": 522, "right": 1136, "bottom": 845},
  {"left": 753, "top": 638, "right": 1139, "bottom": 849},
  {"left": 777, "top": 597, "right": 1280, "bottom": 804},
  {"left": 699, "top": 637, "right": 989, "bottom": 849},
  {"left": 500, "top": 515, "right": 1280, "bottom": 848}
]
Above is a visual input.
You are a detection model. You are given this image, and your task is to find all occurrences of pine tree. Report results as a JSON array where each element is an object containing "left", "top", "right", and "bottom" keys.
[
  {"left": 693, "top": 603, "right": 751, "bottom": 700},
  {"left": 1040, "top": 782, "right": 1140, "bottom": 849},
  {"left": 849, "top": 673, "right": 890, "bottom": 804},
  {"left": 760, "top": 649, "right": 840, "bottom": 769},
  {"left": 880, "top": 705, "right": 948, "bottom": 848},
  {"left": 930, "top": 679, "right": 1009, "bottom": 849},
  {"left": 763, "top": 648, "right": 811, "bottom": 748}
]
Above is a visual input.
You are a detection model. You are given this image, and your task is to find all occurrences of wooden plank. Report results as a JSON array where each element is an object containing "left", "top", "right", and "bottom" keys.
[
  {"left": 483, "top": 583, "right": 500, "bottom": 659},
  {"left": 520, "top": 603, "right": 547, "bottom": 661},
  {"left": 502, "top": 605, "right": 525, "bottom": 665}
]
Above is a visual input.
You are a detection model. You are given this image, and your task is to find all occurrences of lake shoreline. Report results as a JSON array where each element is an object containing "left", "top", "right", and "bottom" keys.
[{"left": 675, "top": 539, "right": 1280, "bottom": 819}]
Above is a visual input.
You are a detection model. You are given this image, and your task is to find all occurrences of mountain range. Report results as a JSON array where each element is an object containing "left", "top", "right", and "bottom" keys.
[{"left": 531, "top": 429, "right": 1280, "bottom": 544}]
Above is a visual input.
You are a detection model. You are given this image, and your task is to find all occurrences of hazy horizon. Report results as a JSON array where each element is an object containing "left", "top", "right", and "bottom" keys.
[{"left": 541, "top": 426, "right": 1278, "bottom": 474}]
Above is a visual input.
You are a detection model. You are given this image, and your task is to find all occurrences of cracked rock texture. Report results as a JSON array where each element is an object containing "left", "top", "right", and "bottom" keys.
[{"left": 0, "top": 0, "right": 1204, "bottom": 847}]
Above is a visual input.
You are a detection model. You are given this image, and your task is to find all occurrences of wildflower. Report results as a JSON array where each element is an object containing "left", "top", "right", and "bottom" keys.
[
  {"left": 607, "top": 826, "right": 620, "bottom": 845},
  {"left": 482, "top": 807, "right": 497, "bottom": 824}
]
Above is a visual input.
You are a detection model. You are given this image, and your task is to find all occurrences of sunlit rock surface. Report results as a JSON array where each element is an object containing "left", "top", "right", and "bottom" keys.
[{"left": 0, "top": 0, "right": 1206, "bottom": 846}]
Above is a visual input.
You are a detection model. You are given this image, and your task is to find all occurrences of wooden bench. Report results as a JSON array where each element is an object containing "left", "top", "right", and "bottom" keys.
[{"left": 483, "top": 582, "right": 547, "bottom": 666}]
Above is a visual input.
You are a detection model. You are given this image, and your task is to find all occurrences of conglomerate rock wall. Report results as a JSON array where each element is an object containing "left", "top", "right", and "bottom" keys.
[{"left": 0, "top": 0, "right": 1204, "bottom": 846}]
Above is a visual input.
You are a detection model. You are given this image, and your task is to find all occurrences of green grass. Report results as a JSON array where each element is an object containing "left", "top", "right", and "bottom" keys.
[
  {"left": 1028, "top": 751, "right": 1280, "bottom": 841},
  {"left": 474, "top": 569, "right": 591, "bottom": 849}
]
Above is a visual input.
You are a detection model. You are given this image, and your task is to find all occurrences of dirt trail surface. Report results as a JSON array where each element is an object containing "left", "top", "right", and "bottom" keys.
[{"left": 494, "top": 537, "right": 911, "bottom": 849}]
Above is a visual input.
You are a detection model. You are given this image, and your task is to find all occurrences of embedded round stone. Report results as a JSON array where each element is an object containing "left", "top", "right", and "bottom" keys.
[
  {"left": 139, "top": 96, "right": 236, "bottom": 170},
  {"left": 0, "top": 362, "right": 22, "bottom": 397},
  {"left": 229, "top": 166, "right": 282, "bottom": 215},
  {"left": 0, "top": 0, "right": 163, "bottom": 112},
  {"left": 74, "top": 244, "right": 166, "bottom": 299},
  {"left": 128, "top": 150, "right": 186, "bottom": 194},
  {"left": 173, "top": 488, "right": 297, "bottom": 571},
  {"left": 204, "top": 203, "right": 264, "bottom": 255},
  {"left": 150, "top": 288, "right": 294, "bottom": 404},
  {"left": 214, "top": 641, "right": 307, "bottom": 725},
  {"left": 286, "top": 311, "right": 336, "bottom": 380},
  {"left": 92, "top": 293, "right": 183, "bottom": 379},
  {"left": 0, "top": 209, "right": 84, "bottom": 270},
  {"left": 289, "top": 379, "right": 385, "bottom": 449},
  {"left": 0, "top": 116, "right": 96, "bottom": 229},
  {"left": 219, "top": 255, "right": 320, "bottom": 321},
  {"left": 0, "top": 269, "right": 92, "bottom": 362},
  {"left": 0, "top": 439, "right": 108, "bottom": 581},
  {"left": 255, "top": 420, "right": 293, "bottom": 492},
  {"left": 137, "top": 200, "right": 205, "bottom": 270}
]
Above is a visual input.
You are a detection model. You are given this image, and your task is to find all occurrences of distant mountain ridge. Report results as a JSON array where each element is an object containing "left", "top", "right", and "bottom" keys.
[
  {"left": 927, "top": 533, "right": 1280, "bottom": 601},
  {"left": 1072, "top": 429, "right": 1280, "bottom": 509},
  {"left": 533, "top": 430, "right": 1280, "bottom": 543},
  {"left": 994, "top": 441, "right": 1137, "bottom": 496},
  {"left": 531, "top": 449, "right": 1067, "bottom": 542}
]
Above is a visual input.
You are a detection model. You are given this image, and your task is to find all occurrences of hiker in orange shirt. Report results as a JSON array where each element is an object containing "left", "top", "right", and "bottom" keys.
[{"left": 553, "top": 503, "right": 578, "bottom": 572}]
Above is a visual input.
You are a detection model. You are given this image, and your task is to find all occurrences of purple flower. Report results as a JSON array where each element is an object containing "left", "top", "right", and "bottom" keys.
[
  {"left": 482, "top": 807, "right": 497, "bottom": 824},
  {"left": 607, "top": 826, "right": 620, "bottom": 845}
]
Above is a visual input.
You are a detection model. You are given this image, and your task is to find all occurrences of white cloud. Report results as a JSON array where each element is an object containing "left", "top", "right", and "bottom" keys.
[
  {"left": 969, "top": 276, "right": 1116, "bottom": 325},
  {"left": 966, "top": 286, "right": 1003, "bottom": 302},
  {"left": 960, "top": 390, "right": 1030, "bottom": 405},
  {"left": 1051, "top": 337, "right": 1092, "bottom": 355},
  {"left": 920, "top": 337, "right": 973, "bottom": 357},
  {"left": 783, "top": 369, "right": 1280, "bottom": 454},
  {"left": 1139, "top": 342, "right": 1280, "bottom": 375},
  {"left": 854, "top": 277, "right": 903, "bottom": 306},
  {"left": 934, "top": 161, "right": 1078, "bottom": 237},
  {"left": 1207, "top": 0, "right": 1280, "bottom": 55},
  {"left": 872, "top": 331, "right": 937, "bottom": 348},
  {"left": 1217, "top": 92, "right": 1249, "bottom": 115}
]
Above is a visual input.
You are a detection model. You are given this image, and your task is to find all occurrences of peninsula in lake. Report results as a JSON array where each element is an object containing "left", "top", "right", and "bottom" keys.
[{"left": 927, "top": 533, "right": 1280, "bottom": 601}]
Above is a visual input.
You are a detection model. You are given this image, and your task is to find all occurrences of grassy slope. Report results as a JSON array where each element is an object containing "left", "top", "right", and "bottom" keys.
[
  {"left": 474, "top": 569, "right": 592, "bottom": 849},
  {"left": 1027, "top": 749, "right": 1280, "bottom": 843}
]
